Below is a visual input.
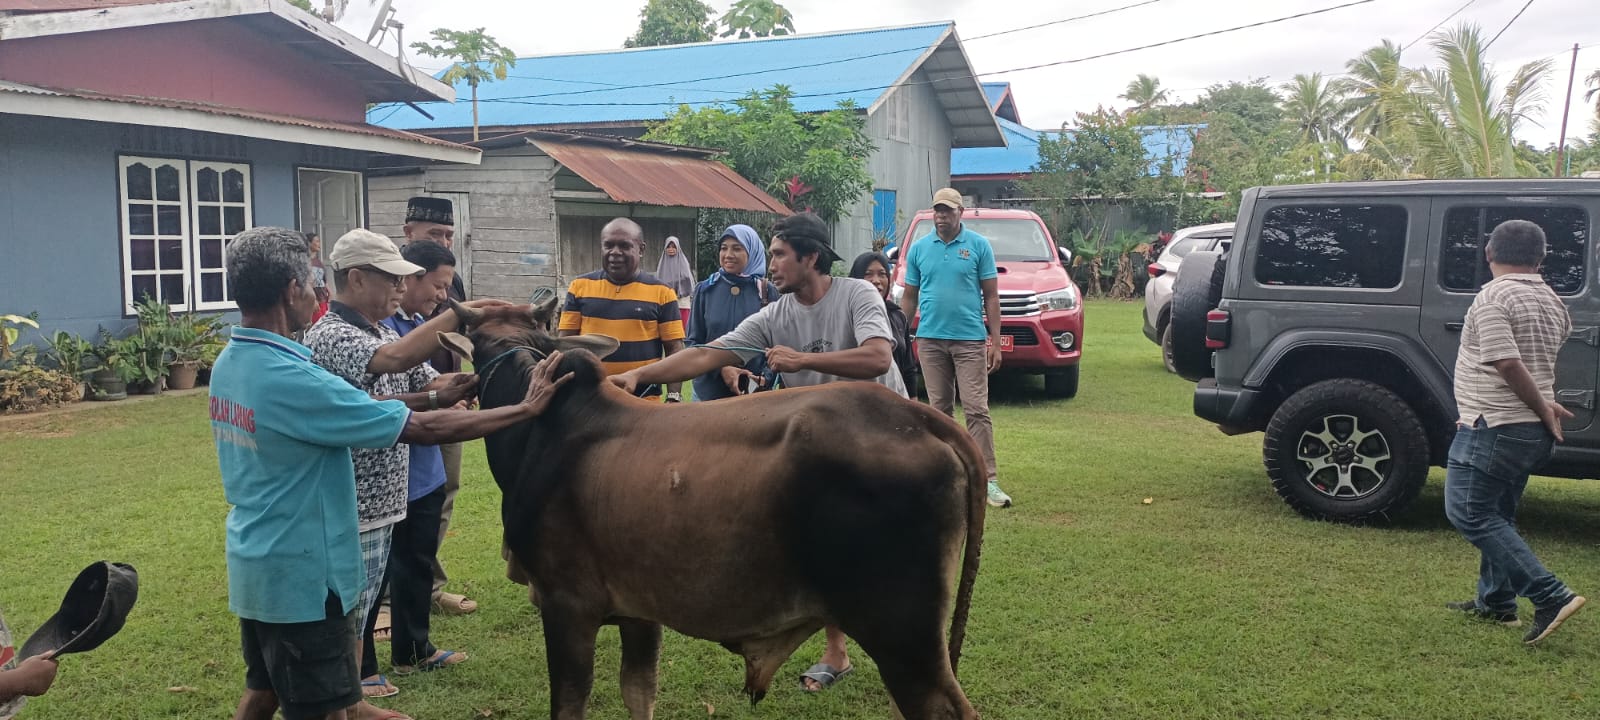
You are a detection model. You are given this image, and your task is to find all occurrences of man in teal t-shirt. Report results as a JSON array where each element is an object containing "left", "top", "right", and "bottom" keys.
[
  {"left": 901, "top": 188, "right": 1013, "bottom": 509},
  {"left": 215, "top": 227, "right": 574, "bottom": 720}
]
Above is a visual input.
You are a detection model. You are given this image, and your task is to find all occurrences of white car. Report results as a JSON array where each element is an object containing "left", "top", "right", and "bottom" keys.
[{"left": 1142, "top": 222, "right": 1234, "bottom": 372}]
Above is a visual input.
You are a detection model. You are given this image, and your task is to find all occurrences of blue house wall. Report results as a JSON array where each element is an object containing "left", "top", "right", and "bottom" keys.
[{"left": 1, "top": 114, "right": 353, "bottom": 345}]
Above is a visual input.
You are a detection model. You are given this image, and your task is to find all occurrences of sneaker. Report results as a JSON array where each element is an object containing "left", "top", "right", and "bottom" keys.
[
  {"left": 986, "top": 481, "right": 1013, "bottom": 508},
  {"left": 1524, "top": 595, "right": 1586, "bottom": 645},
  {"left": 1445, "top": 599, "right": 1520, "bottom": 627}
]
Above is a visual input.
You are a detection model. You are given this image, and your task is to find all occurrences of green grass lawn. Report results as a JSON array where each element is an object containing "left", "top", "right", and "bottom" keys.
[{"left": 6, "top": 300, "right": 1600, "bottom": 719}]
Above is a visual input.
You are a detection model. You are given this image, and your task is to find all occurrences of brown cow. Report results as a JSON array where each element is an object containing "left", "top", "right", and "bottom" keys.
[{"left": 441, "top": 298, "right": 986, "bottom": 720}]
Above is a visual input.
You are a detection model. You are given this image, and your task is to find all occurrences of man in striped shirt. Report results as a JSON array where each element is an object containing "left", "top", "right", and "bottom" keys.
[
  {"left": 1444, "top": 218, "right": 1585, "bottom": 645},
  {"left": 560, "top": 218, "right": 686, "bottom": 400}
]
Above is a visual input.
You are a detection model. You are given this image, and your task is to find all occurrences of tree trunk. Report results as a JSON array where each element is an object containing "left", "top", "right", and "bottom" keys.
[{"left": 472, "top": 84, "right": 480, "bottom": 142}]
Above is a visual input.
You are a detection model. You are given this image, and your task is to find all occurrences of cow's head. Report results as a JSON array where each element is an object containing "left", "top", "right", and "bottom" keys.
[{"left": 438, "top": 297, "right": 620, "bottom": 405}]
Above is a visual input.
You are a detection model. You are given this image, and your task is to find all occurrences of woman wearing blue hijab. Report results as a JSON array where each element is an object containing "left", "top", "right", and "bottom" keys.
[{"left": 686, "top": 224, "right": 781, "bottom": 400}]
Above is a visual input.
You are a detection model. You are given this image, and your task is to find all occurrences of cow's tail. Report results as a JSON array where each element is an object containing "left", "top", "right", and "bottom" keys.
[{"left": 947, "top": 432, "right": 987, "bottom": 678}]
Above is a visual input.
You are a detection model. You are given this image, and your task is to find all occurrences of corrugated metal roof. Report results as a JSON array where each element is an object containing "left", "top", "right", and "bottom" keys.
[
  {"left": 372, "top": 22, "right": 1005, "bottom": 148},
  {"left": 0, "top": 81, "right": 471, "bottom": 150},
  {"left": 952, "top": 117, "right": 1202, "bottom": 179},
  {"left": 530, "top": 134, "right": 790, "bottom": 215},
  {"left": 981, "top": 82, "right": 1008, "bottom": 111}
]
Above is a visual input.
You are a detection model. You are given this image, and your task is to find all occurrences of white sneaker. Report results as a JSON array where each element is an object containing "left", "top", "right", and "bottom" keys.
[{"left": 987, "top": 481, "right": 1013, "bottom": 508}]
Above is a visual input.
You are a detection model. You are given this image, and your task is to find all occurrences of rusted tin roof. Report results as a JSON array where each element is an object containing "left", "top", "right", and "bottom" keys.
[{"left": 522, "top": 132, "right": 790, "bottom": 215}]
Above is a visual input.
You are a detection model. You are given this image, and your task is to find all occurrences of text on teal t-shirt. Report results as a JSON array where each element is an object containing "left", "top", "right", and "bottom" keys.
[
  {"left": 211, "top": 327, "right": 411, "bottom": 624},
  {"left": 903, "top": 225, "right": 998, "bottom": 341}
]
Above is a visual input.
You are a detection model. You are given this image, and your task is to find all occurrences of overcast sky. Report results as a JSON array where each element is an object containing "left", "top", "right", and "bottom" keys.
[{"left": 340, "top": 0, "right": 1599, "bottom": 149}]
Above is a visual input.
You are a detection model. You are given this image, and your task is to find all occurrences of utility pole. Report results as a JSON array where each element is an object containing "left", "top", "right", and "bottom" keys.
[{"left": 1554, "top": 43, "right": 1580, "bottom": 177}]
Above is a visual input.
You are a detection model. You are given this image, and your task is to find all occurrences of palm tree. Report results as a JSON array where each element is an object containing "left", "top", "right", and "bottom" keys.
[
  {"left": 1337, "top": 40, "right": 1407, "bottom": 140},
  {"left": 1397, "top": 23, "right": 1552, "bottom": 177},
  {"left": 1586, "top": 68, "right": 1600, "bottom": 120},
  {"left": 718, "top": 0, "right": 795, "bottom": 39},
  {"left": 1119, "top": 74, "right": 1169, "bottom": 112},
  {"left": 1281, "top": 73, "right": 1351, "bottom": 147},
  {"left": 411, "top": 28, "right": 518, "bottom": 142}
]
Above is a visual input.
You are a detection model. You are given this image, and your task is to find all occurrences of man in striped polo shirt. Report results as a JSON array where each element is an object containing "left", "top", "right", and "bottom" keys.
[
  {"left": 1444, "top": 218, "right": 1585, "bottom": 645},
  {"left": 560, "top": 218, "right": 686, "bottom": 400}
]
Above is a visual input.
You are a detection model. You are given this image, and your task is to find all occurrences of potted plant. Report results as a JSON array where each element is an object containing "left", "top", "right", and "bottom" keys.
[
  {"left": 88, "top": 338, "right": 128, "bottom": 401},
  {"left": 45, "top": 330, "right": 94, "bottom": 400},
  {"left": 164, "top": 321, "right": 202, "bottom": 390}
]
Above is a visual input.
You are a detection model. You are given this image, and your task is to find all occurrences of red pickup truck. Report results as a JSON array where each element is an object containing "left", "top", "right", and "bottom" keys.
[{"left": 889, "top": 207, "right": 1084, "bottom": 398}]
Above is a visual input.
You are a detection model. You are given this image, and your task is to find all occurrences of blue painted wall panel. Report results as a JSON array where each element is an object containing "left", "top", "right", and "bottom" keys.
[{"left": 0, "top": 115, "right": 336, "bottom": 347}]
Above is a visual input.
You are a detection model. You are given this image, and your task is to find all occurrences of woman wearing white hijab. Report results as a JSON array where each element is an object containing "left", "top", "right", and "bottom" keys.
[
  {"left": 685, "top": 225, "right": 780, "bottom": 401},
  {"left": 656, "top": 236, "right": 696, "bottom": 328}
]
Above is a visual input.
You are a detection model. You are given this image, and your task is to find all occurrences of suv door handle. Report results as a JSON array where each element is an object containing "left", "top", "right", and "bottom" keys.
[
  {"left": 1571, "top": 326, "right": 1599, "bottom": 347},
  {"left": 1558, "top": 389, "right": 1595, "bottom": 410},
  {"left": 1445, "top": 322, "right": 1463, "bottom": 332}
]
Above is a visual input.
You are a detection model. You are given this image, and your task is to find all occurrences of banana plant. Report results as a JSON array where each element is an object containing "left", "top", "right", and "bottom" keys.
[{"left": 2, "top": 313, "right": 39, "bottom": 362}]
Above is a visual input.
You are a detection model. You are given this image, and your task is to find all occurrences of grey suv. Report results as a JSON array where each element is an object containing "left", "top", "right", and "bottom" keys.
[{"left": 1171, "top": 179, "right": 1600, "bottom": 522}]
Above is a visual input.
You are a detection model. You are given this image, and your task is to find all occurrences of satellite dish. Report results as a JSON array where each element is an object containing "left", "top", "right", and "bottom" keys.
[{"left": 366, "top": 0, "right": 396, "bottom": 44}]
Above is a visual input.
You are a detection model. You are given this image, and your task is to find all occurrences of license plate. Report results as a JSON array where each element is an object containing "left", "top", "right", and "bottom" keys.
[{"left": 998, "top": 334, "right": 1014, "bottom": 352}]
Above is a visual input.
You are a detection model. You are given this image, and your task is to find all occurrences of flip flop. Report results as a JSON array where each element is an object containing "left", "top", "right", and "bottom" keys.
[
  {"left": 432, "top": 592, "right": 478, "bottom": 615},
  {"left": 799, "top": 662, "right": 854, "bottom": 692},
  {"left": 394, "top": 649, "right": 468, "bottom": 675},
  {"left": 373, "top": 610, "right": 392, "bottom": 643},
  {"left": 360, "top": 675, "right": 399, "bottom": 698}
]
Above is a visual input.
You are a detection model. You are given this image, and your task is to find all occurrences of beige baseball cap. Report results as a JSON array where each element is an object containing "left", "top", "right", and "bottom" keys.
[
  {"left": 328, "top": 229, "right": 424, "bottom": 275},
  {"left": 932, "top": 187, "right": 964, "bottom": 210}
]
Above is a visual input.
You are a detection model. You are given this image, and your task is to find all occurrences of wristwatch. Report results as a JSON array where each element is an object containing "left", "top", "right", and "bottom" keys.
[
  {"left": 428, "top": 389, "right": 439, "bottom": 410},
  {"left": 664, "top": 391, "right": 682, "bottom": 403}
]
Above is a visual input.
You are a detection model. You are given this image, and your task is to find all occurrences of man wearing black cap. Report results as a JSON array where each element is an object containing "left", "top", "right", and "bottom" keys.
[
  {"left": 400, "top": 196, "right": 477, "bottom": 617},
  {"left": 609, "top": 211, "right": 906, "bottom": 693}
]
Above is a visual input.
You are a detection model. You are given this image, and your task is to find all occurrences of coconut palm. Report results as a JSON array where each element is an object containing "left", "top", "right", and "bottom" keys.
[
  {"left": 1337, "top": 40, "right": 1407, "bottom": 140},
  {"left": 1281, "top": 73, "right": 1351, "bottom": 148},
  {"left": 1586, "top": 68, "right": 1600, "bottom": 119},
  {"left": 1120, "top": 74, "right": 1170, "bottom": 112},
  {"left": 1397, "top": 23, "right": 1552, "bottom": 177}
]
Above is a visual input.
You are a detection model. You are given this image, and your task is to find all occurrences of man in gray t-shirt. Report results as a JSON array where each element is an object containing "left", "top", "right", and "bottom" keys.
[{"left": 611, "top": 212, "right": 904, "bottom": 692}]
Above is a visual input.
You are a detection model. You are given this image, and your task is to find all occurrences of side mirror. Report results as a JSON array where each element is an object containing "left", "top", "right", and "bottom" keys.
[{"left": 1057, "top": 246, "right": 1073, "bottom": 265}]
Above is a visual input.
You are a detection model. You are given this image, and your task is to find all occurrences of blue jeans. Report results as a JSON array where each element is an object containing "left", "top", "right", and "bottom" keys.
[{"left": 1444, "top": 419, "right": 1569, "bottom": 613}]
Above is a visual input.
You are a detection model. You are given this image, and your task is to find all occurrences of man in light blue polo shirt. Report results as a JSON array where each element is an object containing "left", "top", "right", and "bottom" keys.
[
  {"left": 901, "top": 188, "right": 1013, "bottom": 508},
  {"left": 214, "top": 227, "right": 574, "bottom": 720}
]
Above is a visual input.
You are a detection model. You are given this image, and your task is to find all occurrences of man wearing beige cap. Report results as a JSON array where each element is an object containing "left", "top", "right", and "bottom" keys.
[
  {"left": 900, "top": 188, "right": 1013, "bottom": 508},
  {"left": 303, "top": 229, "right": 494, "bottom": 713}
]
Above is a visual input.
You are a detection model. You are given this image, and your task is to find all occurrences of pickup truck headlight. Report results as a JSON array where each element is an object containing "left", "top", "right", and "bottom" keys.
[{"left": 1039, "top": 286, "right": 1078, "bottom": 311}]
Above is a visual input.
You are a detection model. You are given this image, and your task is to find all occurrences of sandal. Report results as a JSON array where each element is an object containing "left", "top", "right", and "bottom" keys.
[
  {"left": 373, "top": 609, "right": 392, "bottom": 643},
  {"left": 394, "top": 649, "right": 468, "bottom": 675},
  {"left": 799, "top": 662, "right": 853, "bottom": 692},
  {"left": 360, "top": 675, "right": 399, "bottom": 698},
  {"left": 432, "top": 592, "right": 478, "bottom": 615}
]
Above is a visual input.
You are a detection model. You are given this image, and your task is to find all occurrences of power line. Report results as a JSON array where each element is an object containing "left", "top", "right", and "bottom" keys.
[
  {"left": 1485, "top": 0, "right": 1535, "bottom": 50},
  {"left": 463, "top": 0, "right": 1380, "bottom": 109},
  {"left": 965, "top": 0, "right": 1168, "bottom": 42},
  {"left": 1403, "top": 0, "right": 1478, "bottom": 51}
]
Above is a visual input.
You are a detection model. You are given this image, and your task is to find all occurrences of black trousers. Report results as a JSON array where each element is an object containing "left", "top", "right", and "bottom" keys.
[{"left": 361, "top": 484, "right": 447, "bottom": 675}]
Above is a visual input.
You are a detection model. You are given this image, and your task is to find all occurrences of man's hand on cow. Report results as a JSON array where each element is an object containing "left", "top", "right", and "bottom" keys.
[
  {"left": 429, "top": 372, "right": 480, "bottom": 408},
  {"left": 766, "top": 345, "right": 809, "bottom": 374},
  {"left": 608, "top": 371, "right": 639, "bottom": 395},
  {"left": 522, "top": 351, "right": 574, "bottom": 415},
  {"left": 986, "top": 341, "right": 1003, "bottom": 374}
]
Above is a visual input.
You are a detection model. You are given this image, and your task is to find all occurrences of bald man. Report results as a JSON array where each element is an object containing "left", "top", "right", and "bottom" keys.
[{"left": 558, "top": 218, "right": 687, "bottom": 399}]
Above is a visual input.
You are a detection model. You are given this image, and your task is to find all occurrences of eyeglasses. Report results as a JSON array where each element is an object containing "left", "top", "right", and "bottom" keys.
[{"left": 353, "top": 266, "right": 406, "bottom": 289}]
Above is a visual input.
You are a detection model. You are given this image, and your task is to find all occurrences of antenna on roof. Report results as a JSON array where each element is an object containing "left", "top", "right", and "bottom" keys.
[{"left": 365, "top": 0, "right": 399, "bottom": 44}]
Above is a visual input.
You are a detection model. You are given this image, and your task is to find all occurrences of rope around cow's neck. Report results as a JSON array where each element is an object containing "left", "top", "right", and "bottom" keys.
[{"left": 476, "top": 345, "right": 548, "bottom": 395}]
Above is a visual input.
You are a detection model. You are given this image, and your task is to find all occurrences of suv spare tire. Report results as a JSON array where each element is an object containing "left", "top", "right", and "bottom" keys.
[
  {"left": 1263, "top": 379, "right": 1430, "bottom": 523},
  {"left": 1169, "top": 249, "right": 1226, "bottom": 382}
]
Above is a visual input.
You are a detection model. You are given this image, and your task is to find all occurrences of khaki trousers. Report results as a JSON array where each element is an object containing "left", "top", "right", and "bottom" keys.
[
  {"left": 430, "top": 441, "right": 463, "bottom": 599},
  {"left": 917, "top": 338, "right": 998, "bottom": 481}
]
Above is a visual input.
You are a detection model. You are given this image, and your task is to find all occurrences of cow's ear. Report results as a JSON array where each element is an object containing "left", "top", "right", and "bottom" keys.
[
  {"left": 556, "top": 333, "right": 620, "bottom": 360},
  {"left": 438, "top": 331, "right": 475, "bottom": 364}
]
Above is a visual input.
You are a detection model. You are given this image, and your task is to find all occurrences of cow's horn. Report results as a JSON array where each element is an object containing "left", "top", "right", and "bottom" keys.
[
  {"left": 530, "top": 294, "right": 559, "bottom": 321},
  {"left": 448, "top": 298, "right": 483, "bottom": 326}
]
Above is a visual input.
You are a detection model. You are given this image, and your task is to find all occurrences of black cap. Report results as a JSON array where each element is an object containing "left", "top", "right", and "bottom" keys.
[
  {"left": 21, "top": 562, "right": 139, "bottom": 658},
  {"left": 772, "top": 211, "right": 843, "bottom": 265},
  {"left": 405, "top": 196, "right": 454, "bottom": 226}
]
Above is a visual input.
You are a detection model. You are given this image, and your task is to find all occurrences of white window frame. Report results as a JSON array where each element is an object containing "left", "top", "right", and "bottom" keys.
[
  {"left": 888, "top": 90, "right": 910, "bottom": 143},
  {"left": 117, "top": 155, "right": 252, "bottom": 314},
  {"left": 191, "top": 161, "right": 253, "bottom": 311},
  {"left": 119, "top": 155, "right": 193, "bottom": 313}
]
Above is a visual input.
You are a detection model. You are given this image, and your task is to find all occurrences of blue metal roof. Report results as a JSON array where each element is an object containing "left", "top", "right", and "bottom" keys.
[
  {"left": 952, "top": 117, "right": 1203, "bottom": 178},
  {"left": 981, "top": 83, "right": 1009, "bottom": 110},
  {"left": 374, "top": 23, "right": 954, "bottom": 131}
]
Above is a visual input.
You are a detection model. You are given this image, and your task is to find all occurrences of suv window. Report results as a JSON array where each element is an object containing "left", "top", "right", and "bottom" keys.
[
  {"left": 1164, "top": 235, "right": 1210, "bottom": 260},
  {"left": 1254, "top": 204, "right": 1409, "bottom": 288},
  {"left": 906, "top": 218, "right": 1054, "bottom": 262},
  {"left": 1440, "top": 206, "right": 1589, "bottom": 295}
]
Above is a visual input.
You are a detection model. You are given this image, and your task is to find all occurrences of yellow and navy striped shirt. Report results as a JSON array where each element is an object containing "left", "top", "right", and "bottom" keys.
[{"left": 559, "top": 271, "right": 685, "bottom": 376}]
